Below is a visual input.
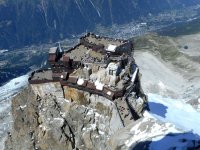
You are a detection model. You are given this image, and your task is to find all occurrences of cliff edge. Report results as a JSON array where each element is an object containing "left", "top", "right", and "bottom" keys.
[{"left": 5, "top": 81, "right": 146, "bottom": 150}]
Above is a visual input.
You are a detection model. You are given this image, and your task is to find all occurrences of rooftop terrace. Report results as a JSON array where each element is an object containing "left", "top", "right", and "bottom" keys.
[
  {"left": 66, "top": 44, "right": 104, "bottom": 62},
  {"left": 82, "top": 33, "right": 128, "bottom": 48},
  {"left": 31, "top": 70, "right": 53, "bottom": 80}
]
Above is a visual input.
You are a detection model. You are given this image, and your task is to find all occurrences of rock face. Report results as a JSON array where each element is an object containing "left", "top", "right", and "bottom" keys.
[
  {"left": 5, "top": 82, "right": 128, "bottom": 150},
  {"left": 0, "top": 0, "right": 200, "bottom": 49},
  {"left": 4, "top": 32, "right": 200, "bottom": 149}
]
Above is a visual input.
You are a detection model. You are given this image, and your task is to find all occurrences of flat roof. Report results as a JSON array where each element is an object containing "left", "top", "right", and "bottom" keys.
[
  {"left": 49, "top": 47, "right": 57, "bottom": 54},
  {"left": 66, "top": 44, "right": 104, "bottom": 62},
  {"left": 31, "top": 70, "right": 53, "bottom": 80},
  {"left": 83, "top": 34, "right": 127, "bottom": 48}
]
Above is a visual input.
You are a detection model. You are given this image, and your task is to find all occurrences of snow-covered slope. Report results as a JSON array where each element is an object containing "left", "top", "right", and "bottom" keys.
[
  {"left": 110, "top": 113, "right": 200, "bottom": 150},
  {"left": 0, "top": 74, "right": 28, "bottom": 149},
  {"left": 148, "top": 93, "right": 200, "bottom": 135},
  {"left": 0, "top": 74, "right": 28, "bottom": 103},
  {"left": 131, "top": 33, "right": 200, "bottom": 149},
  {"left": 135, "top": 51, "right": 185, "bottom": 98},
  {"left": 122, "top": 93, "right": 200, "bottom": 149}
]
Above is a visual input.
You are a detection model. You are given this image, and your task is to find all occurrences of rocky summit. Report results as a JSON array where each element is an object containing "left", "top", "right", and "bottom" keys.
[
  {"left": 2, "top": 0, "right": 200, "bottom": 150},
  {"left": 4, "top": 34, "right": 148, "bottom": 150},
  {"left": 4, "top": 82, "right": 146, "bottom": 149},
  {"left": 3, "top": 32, "right": 200, "bottom": 150}
]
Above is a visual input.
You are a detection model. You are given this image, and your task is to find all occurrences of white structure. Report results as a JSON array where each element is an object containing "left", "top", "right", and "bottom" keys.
[
  {"left": 106, "top": 62, "right": 118, "bottom": 76},
  {"left": 83, "top": 65, "right": 92, "bottom": 79},
  {"left": 95, "top": 80, "right": 104, "bottom": 91},
  {"left": 106, "top": 62, "right": 119, "bottom": 87},
  {"left": 131, "top": 67, "right": 138, "bottom": 83},
  {"left": 106, "top": 44, "right": 117, "bottom": 52},
  {"left": 77, "top": 78, "right": 84, "bottom": 85}
]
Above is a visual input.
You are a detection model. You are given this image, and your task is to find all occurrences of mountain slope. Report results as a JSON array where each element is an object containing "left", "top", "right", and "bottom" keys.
[
  {"left": 0, "top": 0, "right": 200, "bottom": 49},
  {"left": 2, "top": 32, "right": 200, "bottom": 149}
]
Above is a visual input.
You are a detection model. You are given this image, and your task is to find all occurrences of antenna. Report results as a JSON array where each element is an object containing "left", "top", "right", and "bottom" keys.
[{"left": 58, "top": 42, "right": 63, "bottom": 53}]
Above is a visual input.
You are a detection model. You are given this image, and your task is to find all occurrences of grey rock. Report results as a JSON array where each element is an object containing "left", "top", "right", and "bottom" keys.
[{"left": 5, "top": 83, "right": 126, "bottom": 150}]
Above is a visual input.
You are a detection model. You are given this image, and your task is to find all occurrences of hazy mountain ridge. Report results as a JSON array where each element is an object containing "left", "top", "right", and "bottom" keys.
[{"left": 1, "top": 0, "right": 200, "bottom": 49}]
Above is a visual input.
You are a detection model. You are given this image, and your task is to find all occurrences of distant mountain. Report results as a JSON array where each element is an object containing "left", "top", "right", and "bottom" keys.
[{"left": 0, "top": 0, "right": 200, "bottom": 49}]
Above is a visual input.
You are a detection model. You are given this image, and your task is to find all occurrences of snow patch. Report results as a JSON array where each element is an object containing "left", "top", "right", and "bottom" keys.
[
  {"left": 87, "top": 124, "right": 96, "bottom": 131},
  {"left": 158, "top": 80, "right": 166, "bottom": 90},
  {"left": 99, "top": 130, "right": 105, "bottom": 135},
  {"left": 20, "top": 105, "right": 27, "bottom": 109},
  {"left": 39, "top": 124, "right": 46, "bottom": 131},
  {"left": 125, "top": 116, "right": 181, "bottom": 148},
  {"left": 148, "top": 93, "right": 200, "bottom": 135},
  {"left": 0, "top": 75, "right": 28, "bottom": 102},
  {"left": 0, "top": 49, "right": 8, "bottom": 54},
  {"left": 87, "top": 109, "right": 94, "bottom": 116},
  {"left": 53, "top": 118, "right": 64, "bottom": 127},
  {"left": 64, "top": 99, "right": 70, "bottom": 103}
]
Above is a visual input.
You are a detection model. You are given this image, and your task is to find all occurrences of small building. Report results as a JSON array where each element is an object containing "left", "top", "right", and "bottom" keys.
[
  {"left": 48, "top": 47, "right": 74, "bottom": 73},
  {"left": 48, "top": 47, "right": 58, "bottom": 63},
  {"left": 106, "top": 62, "right": 119, "bottom": 76}
]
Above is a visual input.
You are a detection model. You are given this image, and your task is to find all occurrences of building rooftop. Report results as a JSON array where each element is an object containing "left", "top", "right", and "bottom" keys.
[
  {"left": 83, "top": 33, "right": 127, "bottom": 48},
  {"left": 29, "top": 33, "right": 136, "bottom": 100},
  {"left": 31, "top": 70, "right": 53, "bottom": 80},
  {"left": 49, "top": 47, "right": 57, "bottom": 54},
  {"left": 66, "top": 44, "right": 104, "bottom": 62}
]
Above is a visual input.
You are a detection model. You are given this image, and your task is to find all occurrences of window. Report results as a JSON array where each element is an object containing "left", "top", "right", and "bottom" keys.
[{"left": 109, "top": 70, "right": 113, "bottom": 75}]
